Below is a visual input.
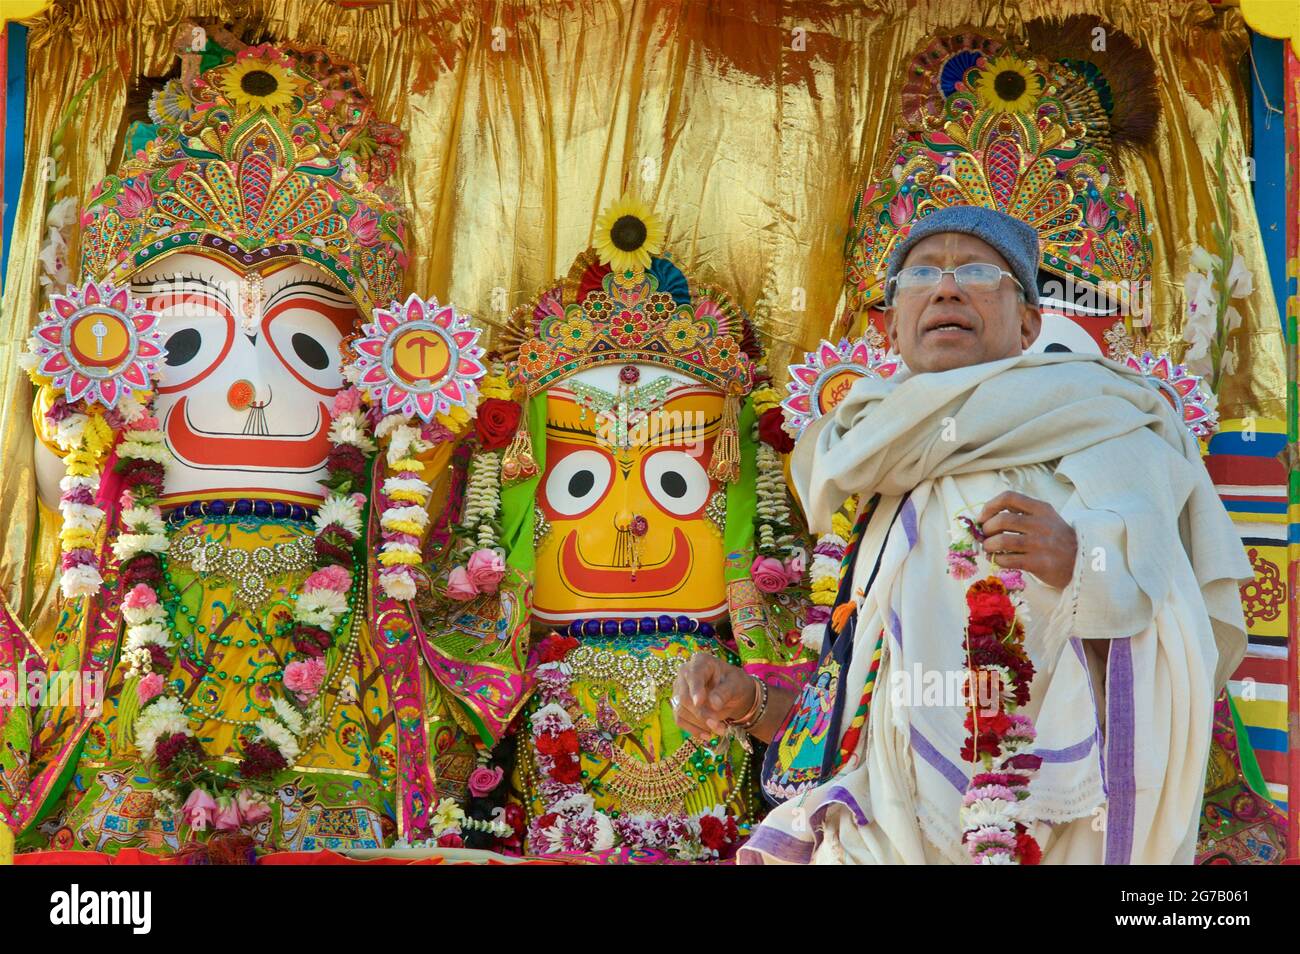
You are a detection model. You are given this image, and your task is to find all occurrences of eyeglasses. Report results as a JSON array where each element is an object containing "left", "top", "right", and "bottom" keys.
[{"left": 887, "top": 263, "right": 1025, "bottom": 302}]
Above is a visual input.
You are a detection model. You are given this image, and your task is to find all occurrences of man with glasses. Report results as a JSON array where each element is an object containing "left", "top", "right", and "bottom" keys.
[{"left": 672, "top": 204, "right": 1252, "bottom": 864}]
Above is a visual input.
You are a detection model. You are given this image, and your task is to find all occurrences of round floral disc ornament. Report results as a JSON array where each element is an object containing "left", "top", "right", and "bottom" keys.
[
  {"left": 781, "top": 337, "right": 899, "bottom": 439},
  {"left": 350, "top": 293, "right": 487, "bottom": 422},
  {"left": 1120, "top": 350, "right": 1219, "bottom": 439},
  {"left": 28, "top": 280, "right": 166, "bottom": 408}
]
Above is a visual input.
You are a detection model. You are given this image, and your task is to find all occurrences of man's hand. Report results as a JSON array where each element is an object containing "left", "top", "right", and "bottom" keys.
[
  {"left": 671, "top": 652, "right": 758, "bottom": 738},
  {"left": 977, "top": 491, "right": 1078, "bottom": 590}
]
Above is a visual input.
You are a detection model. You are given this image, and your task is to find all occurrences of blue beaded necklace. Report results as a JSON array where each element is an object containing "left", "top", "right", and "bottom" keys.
[{"left": 563, "top": 616, "right": 719, "bottom": 640}]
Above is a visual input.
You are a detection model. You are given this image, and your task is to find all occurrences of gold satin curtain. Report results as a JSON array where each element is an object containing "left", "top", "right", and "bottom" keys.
[{"left": 0, "top": 0, "right": 1284, "bottom": 619}]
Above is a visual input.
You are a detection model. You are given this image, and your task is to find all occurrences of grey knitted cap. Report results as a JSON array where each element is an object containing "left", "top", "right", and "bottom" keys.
[{"left": 885, "top": 205, "right": 1041, "bottom": 306}]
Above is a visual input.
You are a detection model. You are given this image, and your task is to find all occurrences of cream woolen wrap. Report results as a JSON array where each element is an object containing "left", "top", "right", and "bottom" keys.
[
  {"left": 795, "top": 351, "right": 1250, "bottom": 689},
  {"left": 743, "top": 352, "right": 1252, "bottom": 865}
]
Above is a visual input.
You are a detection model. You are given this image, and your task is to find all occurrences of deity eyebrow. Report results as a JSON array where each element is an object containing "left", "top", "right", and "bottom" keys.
[
  {"left": 264, "top": 276, "right": 353, "bottom": 304},
  {"left": 131, "top": 273, "right": 234, "bottom": 306}
]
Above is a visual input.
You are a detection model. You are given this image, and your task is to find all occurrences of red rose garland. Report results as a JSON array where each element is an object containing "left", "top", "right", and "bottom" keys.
[{"left": 948, "top": 513, "right": 1043, "bottom": 865}]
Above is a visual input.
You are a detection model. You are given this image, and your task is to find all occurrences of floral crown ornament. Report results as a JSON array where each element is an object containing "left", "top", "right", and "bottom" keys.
[
  {"left": 499, "top": 197, "right": 760, "bottom": 483},
  {"left": 1118, "top": 351, "right": 1219, "bottom": 440},
  {"left": 24, "top": 280, "right": 167, "bottom": 409},
  {"left": 79, "top": 41, "right": 407, "bottom": 314},
  {"left": 837, "top": 22, "right": 1159, "bottom": 337},
  {"left": 345, "top": 294, "right": 488, "bottom": 423},
  {"left": 781, "top": 337, "right": 900, "bottom": 440}
]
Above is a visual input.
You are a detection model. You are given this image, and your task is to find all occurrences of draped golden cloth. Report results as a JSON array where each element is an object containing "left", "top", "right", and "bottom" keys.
[{"left": 0, "top": 0, "right": 1283, "bottom": 641}]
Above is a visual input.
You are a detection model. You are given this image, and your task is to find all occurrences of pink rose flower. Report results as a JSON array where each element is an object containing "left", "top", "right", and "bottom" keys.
[
  {"left": 331, "top": 387, "right": 361, "bottom": 416},
  {"left": 236, "top": 789, "right": 272, "bottom": 826},
  {"left": 123, "top": 583, "right": 159, "bottom": 611},
  {"left": 467, "top": 765, "right": 504, "bottom": 797},
  {"left": 130, "top": 414, "right": 160, "bottom": 431},
  {"left": 182, "top": 789, "right": 217, "bottom": 831},
  {"left": 119, "top": 489, "right": 136, "bottom": 510},
  {"left": 214, "top": 796, "right": 242, "bottom": 831},
  {"left": 283, "top": 658, "right": 327, "bottom": 702},
  {"left": 304, "top": 565, "right": 351, "bottom": 594},
  {"left": 137, "top": 672, "right": 165, "bottom": 704},
  {"left": 465, "top": 549, "right": 506, "bottom": 595},
  {"left": 784, "top": 552, "right": 806, "bottom": 583},
  {"left": 750, "top": 556, "right": 790, "bottom": 594},
  {"left": 446, "top": 566, "right": 479, "bottom": 601}
]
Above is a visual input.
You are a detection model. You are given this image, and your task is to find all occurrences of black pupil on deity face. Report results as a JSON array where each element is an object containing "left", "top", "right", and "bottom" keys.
[
  {"left": 994, "top": 70, "right": 1026, "bottom": 101},
  {"left": 611, "top": 215, "right": 647, "bottom": 252},
  {"left": 660, "top": 471, "right": 687, "bottom": 499},
  {"left": 165, "top": 328, "right": 201, "bottom": 366},
  {"left": 241, "top": 70, "right": 279, "bottom": 97},
  {"left": 568, "top": 470, "right": 595, "bottom": 498},
  {"left": 292, "top": 332, "right": 331, "bottom": 370}
]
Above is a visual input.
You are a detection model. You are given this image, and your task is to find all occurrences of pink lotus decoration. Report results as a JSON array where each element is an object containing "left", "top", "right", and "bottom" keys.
[
  {"left": 1121, "top": 350, "right": 1219, "bottom": 439},
  {"left": 27, "top": 280, "right": 166, "bottom": 408},
  {"left": 782, "top": 336, "right": 899, "bottom": 439},
  {"left": 350, "top": 293, "right": 486, "bottom": 422}
]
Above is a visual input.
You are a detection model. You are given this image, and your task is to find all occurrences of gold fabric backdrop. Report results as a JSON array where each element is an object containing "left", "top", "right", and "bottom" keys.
[{"left": 0, "top": 0, "right": 1283, "bottom": 625}]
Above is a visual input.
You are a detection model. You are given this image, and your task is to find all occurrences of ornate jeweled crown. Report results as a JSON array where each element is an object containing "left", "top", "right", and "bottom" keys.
[
  {"left": 79, "top": 41, "right": 407, "bottom": 313},
  {"left": 501, "top": 196, "right": 757, "bottom": 398},
  {"left": 840, "top": 19, "right": 1158, "bottom": 328}
]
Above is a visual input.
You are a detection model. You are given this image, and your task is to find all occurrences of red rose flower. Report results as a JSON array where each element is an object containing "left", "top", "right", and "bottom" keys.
[
  {"left": 475, "top": 398, "right": 522, "bottom": 451},
  {"left": 291, "top": 624, "right": 333, "bottom": 658},
  {"left": 536, "top": 812, "right": 559, "bottom": 830},
  {"left": 437, "top": 832, "right": 464, "bottom": 848},
  {"left": 967, "top": 589, "right": 1014, "bottom": 628},
  {"left": 756, "top": 406, "right": 794, "bottom": 454},
  {"left": 504, "top": 803, "right": 528, "bottom": 836}
]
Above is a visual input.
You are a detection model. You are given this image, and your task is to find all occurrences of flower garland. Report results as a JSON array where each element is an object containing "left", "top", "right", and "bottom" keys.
[
  {"left": 124, "top": 389, "right": 376, "bottom": 822},
  {"left": 802, "top": 508, "right": 855, "bottom": 649},
  {"left": 445, "top": 370, "right": 512, "bottom": 602},
  {"left": 46, "top": 398, "right": 116, "bottom": 597},
  {"left": 524, "top": 634, "right": 742, "bottom": 860},
  {"left": 750, "top": 381, "right": 804, "bottom": 596},
  {"left": 946, "top": 514, "right": 1043, "bottom": 866}
]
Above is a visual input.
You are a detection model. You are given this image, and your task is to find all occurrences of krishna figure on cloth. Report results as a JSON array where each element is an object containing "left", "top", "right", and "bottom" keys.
[{"left": 0, "top": 32, "right": 528, "bottom": 858}]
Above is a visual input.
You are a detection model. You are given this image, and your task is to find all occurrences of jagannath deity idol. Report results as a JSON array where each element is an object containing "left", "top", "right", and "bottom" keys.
[
  {"left": 420, "top": 195, "right": 817, "bottom": 860},
  {"left": 0, "top": 34, "right": 526, "bottom": 857}
]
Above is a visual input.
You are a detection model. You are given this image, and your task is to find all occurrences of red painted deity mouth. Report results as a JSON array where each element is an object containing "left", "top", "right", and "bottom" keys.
[
  {"left": 557, "top": 526, "right": 693, "bottom": 598},
  {"left": 164, "top": 396, "right": 331, "bottom": 471}
]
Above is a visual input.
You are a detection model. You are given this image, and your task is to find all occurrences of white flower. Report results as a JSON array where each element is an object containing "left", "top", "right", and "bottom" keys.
[
  {"left": 60, "top": 565, "right": 102, "bottom": 598},
  {"left": 386, "top": 424, "right": 430, "bottom": 465},
  {"left": 375, "top": 414, "right": 409, "bottom": 440},
  {"left": 531, "top": 702, "right": 574, "bottom": 730},
  {"left": 1189, "top": 244, "right": 1219, "bottom": 272},
  {"left": 271, "top": 696, "right": 306, "bottom": 736},
  {"left": 124, "top": 621, "right": 172, "bottom": 651},
  {"left": 429, "top": 797, "right": 466, "bottom": 836},
  {"left": 53, "top": 413, "right": 89, "bottom": 451},
  {"left": 800, "top": 623, "right": 825, "bottom": 652},
  {"left": 328, "top": 411, "right": 377, "bottom": 454},
  {"left": 46, "top": 196, "right": 78, "bottom": 229},
  {"left": 117, "top": 438, "right": 169, "bottom": 462},
  {"left": 381, "top": 476, "right": 432, "bottom": 499},
  {"left": 591, "top": 811, "right": 616, "bottom": 851},
  {"left": 380, "top": 503, "right": 429, "bottom": 529},
  {"left": 1223, "top": 305, "right": 1244, "bottom": 336},
  {"left": 122, "top": 601, "right": 166, "bottom": 626},
  {"left": 551, "top": 792, "right": 595, "bottom": 817},
  {"left": 256, "top": 716, "right": 301, "bottom": 764},
  {"left": 315, "top": 494, "right": 363, "bottom": 537},
  {"left": 1221, "top": 344, "right": 1239, "bottom": 377},
  {"left": 1227, "top": 254, "right": 1254, "bottom": 299},
  {"left": 379, "top": 571, "right": 416, "bottom": 601},
  {"left": 112, "top": 532, "right": 170, "bottom": 562},
  {"left": 61, "top": 503, "right": 105, "bottom": 531},
  {"left": 118, "top": 391, "right": 147, "bottom": 424},
  {"left": 136, "top": 696, "right": 189, "bottom": 759},
  {"left": 121, "top": 506, "right": 166, "bottom": 534}
]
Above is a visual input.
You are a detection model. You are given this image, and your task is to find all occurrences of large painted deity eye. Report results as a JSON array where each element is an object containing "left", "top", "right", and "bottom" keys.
[
  {"left": 134, "top": 277, "right": 235, "bottom": 391},
  {"left": 544, "top": 449, "right": 613, "bottom": 517},
  {"left": 264, "top": 282, "right": 352, "bottom": 393},
  {"left": 642, "top": 449, "right": 710, "bottom": 517}
]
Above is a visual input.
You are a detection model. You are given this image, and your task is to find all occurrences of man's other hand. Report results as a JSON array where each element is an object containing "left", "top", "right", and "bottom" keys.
[
  {"left": 977, "top": 491, "right": 1078, "bottom": 589},
  {"left": 671, "top": 652, "right": 758, "bottom": 738}
]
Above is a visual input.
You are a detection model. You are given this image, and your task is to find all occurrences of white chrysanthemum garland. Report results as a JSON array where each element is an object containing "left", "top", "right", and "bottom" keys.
[
  {"left": 444, "top": 370, "right": 512, "bottom": 602},
  {"left": 749, "top": 382, "right": 806, "bottom": 598}
]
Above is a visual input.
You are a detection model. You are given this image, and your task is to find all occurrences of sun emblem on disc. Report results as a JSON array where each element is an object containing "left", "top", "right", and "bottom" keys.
[
  {"left": 782, "top": 337, "right": 899, "bottom": 439},
  {"left": 1121, "top": 350, "right": 1219, "bottom": 439},
  {"left": 350, "top": 293, "right": 487, "bottom": 422},
  {"left": 27, "top": 280, "right": 166, "bottom": 408}
]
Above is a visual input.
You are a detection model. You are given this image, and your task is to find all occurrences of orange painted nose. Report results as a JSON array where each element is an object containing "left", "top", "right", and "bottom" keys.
[{"left": 227, "top": 379, "right": 255, "bottom": 411}]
